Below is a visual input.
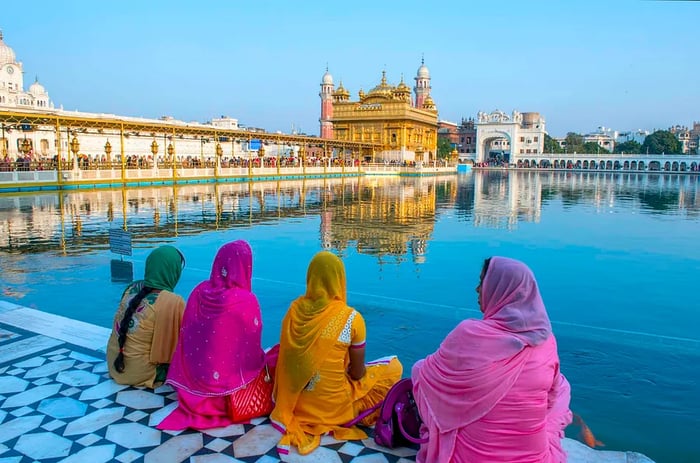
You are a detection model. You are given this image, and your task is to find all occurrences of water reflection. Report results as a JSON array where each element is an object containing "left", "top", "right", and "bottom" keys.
[
  {"left": 464, "top": 170, "right": 700, "bottom": 229},
  {"left": 1, "top": 172, "right": 698, "bottom": 255}
]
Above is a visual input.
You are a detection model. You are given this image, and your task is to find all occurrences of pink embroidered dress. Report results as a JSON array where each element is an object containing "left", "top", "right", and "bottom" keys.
[
  {"left": 157, "top": 240, "right": 267, "bottom": 430},
  {"left": 412, "top": 256, "right": 573, "bottom": 463}
]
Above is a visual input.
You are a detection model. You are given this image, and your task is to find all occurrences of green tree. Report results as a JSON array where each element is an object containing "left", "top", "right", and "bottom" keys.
[
  {"left": 437, "top": 137, "right": 453, "bottom": 159},
  {"left": 565, "top": 132, "right": 584, "bottom": 148},
  {"left": 544, "top": 134, "right": 563, "bottom": 154},
  {"left": 614, "top": 140, "right": 642, "bottom": 154},
  {"left": 580, "top": 142, "right": 609, "bottom": 154},
  {"left": 641, "top": 130, "right": 681, "bottom": 154}
]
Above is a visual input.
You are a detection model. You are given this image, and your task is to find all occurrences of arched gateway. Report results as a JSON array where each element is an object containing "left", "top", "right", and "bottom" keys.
[{"left": 475, "top": 110, "right": 546, "bottom": 163}]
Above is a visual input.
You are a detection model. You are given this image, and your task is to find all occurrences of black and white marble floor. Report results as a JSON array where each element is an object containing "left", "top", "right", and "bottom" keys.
[{"left": 0, "top": 301, "right": 653, "bottom": 463}]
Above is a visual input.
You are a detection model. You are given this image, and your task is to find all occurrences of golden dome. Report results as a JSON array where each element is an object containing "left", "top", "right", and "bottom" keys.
[
  {"left": 367, "top": 70, "right": 395, "bottom": 97},
  {"left": 333, "top": 81, "right": 350, "bottom": 100},
  {"left": 422, "top": 95, "right": 437, "bottom": 110}
]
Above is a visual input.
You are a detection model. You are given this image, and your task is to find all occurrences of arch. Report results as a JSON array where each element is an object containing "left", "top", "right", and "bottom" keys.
[
  {"left": 583, "top": 160, "right": 589, "bottom": 169},
  {"left": 680, "top": 162, "right": 687, "bottom": 172},
  {"left": 664, "top": 161, "right": 671, "bottom": 171},
  {"left": 630, "top": 161, "right": 637, "bottom": 170},
  {"left": 475, "top": 126, "right": 515, "bottom": 162},
  {"left": 638, "top": 161, "right": 645, "bottom": 171},
  {"left": 517, "top": 160, "right": 523, "bottom": 168},
  {"left": 530, "top": 159, "right": 536, "bottom": 168},
  {"left": 623, "top": 161, "right": 630, "bottom": 170},
  {"left": 575, "top": 160, "right": 582, "bottom": 169},
  {"left": 614, "top": 161, "right": 621, "bottom": 170},
  {"left": 672, "top": 161, "right": 679, "bottom": 171},
  {"left": 649, "top": 161, "right": 660, "bottom": 171},
  {"left": 523, "top": 159, "right": 530, "bottom": 168},
  {"left": 553, "top": 160, "right": 560, "bottom": 168},
  {"left": 540, "top": 159, "right": 551, "bottom": 168},
  {"left": 691, "top": 162, "right": 698, "bottom": 172},
  {"left": 590, "top": 160, "right": 597, "bottom": 169},
  {"left": 566, "top": 160, "right": 573, "bottom": 169},
  {"left": 606, "top": 160, "right": 613, "bottom": 169}
]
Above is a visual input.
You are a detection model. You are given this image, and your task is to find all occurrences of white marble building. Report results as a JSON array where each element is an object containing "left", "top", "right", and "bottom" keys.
[
  {"left": 0, "top": 31, "right": 258, "bottom": 162},
  {"left": 475, "top": 110, "right": 546, "bottom": 162}
]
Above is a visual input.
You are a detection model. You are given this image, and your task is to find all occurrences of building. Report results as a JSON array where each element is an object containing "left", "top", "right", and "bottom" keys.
[
  {"left": 319, "top": 60, "right": 438, "bottom": 163},
  {"left": 0, "top": 31, "right": 53, "bottom": 112},
  {"left": 583, "top": 127, "right": 616, "bottom": 153},
  {"left": 438, "top": 118, "right": 476, "bottom": 155},
  {"left": 0, "top": 31, "right": 263, "bottom": 162},
  {"left": 669, "top": 123, "right": 700, "bottom": 154},
  {"left": 475, "top": 110, "right": 546, "bottom": 163}
]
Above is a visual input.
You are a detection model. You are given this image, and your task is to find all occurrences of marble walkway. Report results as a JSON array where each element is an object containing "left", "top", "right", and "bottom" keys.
[{"left": 0, "top": 300, "right": 654, "bottom": 463}]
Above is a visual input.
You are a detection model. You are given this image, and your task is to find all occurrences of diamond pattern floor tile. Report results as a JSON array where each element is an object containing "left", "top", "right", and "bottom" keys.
[{"left": 0, "top": 314, "right": 643, "bottom": 463}]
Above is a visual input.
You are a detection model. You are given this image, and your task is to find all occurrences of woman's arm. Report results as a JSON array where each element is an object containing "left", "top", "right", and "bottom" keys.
[{"left": 348, "top": 345, "right": 367, "bottom": 380}]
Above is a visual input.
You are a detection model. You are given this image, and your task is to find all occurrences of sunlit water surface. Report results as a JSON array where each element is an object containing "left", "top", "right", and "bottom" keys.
[{"left": 1, "top": 171, "right": 698, "bottom": 462}]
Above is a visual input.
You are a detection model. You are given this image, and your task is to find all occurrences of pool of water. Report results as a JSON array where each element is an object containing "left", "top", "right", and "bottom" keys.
[{"left": 1, "top": 171, "right": 698, "bottom": 462}]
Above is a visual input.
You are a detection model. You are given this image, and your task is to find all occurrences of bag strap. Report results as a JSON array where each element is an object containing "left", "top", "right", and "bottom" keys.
[
  {"left": 341, "top": 400, "right": 384, "bottom": 428},
  {"left": 395, "top": 402, "right": 429, "bottom": 444}
]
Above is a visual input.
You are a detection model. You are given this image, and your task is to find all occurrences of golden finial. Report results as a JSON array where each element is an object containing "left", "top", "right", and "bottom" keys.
[{"left": 381, "top": 69, "right": 387, "bottom": 85}]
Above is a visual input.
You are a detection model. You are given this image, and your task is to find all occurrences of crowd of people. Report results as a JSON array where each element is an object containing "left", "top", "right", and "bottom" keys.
[{"left": 107, "top": 242, "right": 574, "bottom": 462}]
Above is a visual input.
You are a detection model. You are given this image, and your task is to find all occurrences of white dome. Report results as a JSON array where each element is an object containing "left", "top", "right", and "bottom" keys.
[
  {"left": 416, "top": 63, "right": 430, "bottom": 79},
  {"left": 29, "top": 80, "right": 46, "bottom": 96},
  {"left": 321, "top": 70, "right": 333, "bottom": 85},
  {"left": 0, "top": 31, "right": 17, "bottom": 65}
]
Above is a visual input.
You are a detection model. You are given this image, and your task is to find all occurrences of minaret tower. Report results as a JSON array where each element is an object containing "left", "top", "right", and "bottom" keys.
[
  {"left": 414, "top": 56, "right": 431, "bottom": 109},
  {"left": 319, "top": 66, "right": 334, "bottom": 139}
]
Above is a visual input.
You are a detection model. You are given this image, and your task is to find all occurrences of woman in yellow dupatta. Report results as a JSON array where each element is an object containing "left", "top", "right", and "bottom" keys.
[{"left": 271, "top": 251, "right": 402, "bottom": 456}]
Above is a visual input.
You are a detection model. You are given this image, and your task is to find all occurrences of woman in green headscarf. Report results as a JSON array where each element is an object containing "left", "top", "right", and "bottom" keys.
[{"left": 107, "top": 245, "right": 186, "bottom": 388}]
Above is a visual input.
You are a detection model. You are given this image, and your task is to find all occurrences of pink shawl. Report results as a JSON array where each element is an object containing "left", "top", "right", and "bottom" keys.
[
  {"left": 412, "top": 257, "right": 568, "bottom": 462},
  {"left": 166, "top": 240, "right": 265, "bottom": 396}
]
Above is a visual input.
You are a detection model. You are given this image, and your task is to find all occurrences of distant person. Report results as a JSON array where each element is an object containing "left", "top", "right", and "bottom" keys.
[
  {"left": 271, "top": 251, "right": 402, "bottom": 455},
  {"left": 107, "top": 245, "right": 186, "bottom": 388},
  {"left": 158, "top": 240, "right": 276, "bottom": 430},
  {"left": 412, "top": 257, "right": 572, "bottom": 462}
]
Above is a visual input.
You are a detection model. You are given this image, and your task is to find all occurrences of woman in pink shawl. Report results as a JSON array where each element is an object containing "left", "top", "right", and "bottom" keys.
[
  {"left": 412, "top": 256, "right": 572, "bottom": 463},
  {"left": 158, "top": 240, "right": 268, "bottom": 430}
]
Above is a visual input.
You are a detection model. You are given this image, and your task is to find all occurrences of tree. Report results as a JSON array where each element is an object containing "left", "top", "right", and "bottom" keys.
[
  {"left": 544, "top": 134, "right": 563, "bottom": 154},
  {"left": 641, "top": 130, "right": 681, "bottom": 154},
  {"left": 437, "top": 137, "right": 453, "bottom": 159},
  {"left": 614, "top": 140, "right": 641, "bottom": 154},
  {"left": 564, "top": 132, "right": 584, "bottom": 148},
  {"left": 580, "top": 142, "right": 609, "bottom": 154}
]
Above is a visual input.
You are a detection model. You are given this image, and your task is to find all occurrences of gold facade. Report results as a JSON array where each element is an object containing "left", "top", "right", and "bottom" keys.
[{"left": 331, "top": 72, "right": 438, "bottom": 163}]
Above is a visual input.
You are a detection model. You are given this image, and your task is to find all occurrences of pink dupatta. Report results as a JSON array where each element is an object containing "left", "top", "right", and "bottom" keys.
[
  {"left": 412, "top": 257, "right": 570, "bottom": 462},
  {"left": 165, "top": 240, "right": 265, "bottom": 396}
]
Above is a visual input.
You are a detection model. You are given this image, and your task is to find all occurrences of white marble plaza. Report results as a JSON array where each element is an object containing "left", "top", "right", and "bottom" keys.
[{"left": 0, "top": 302, "right": 654, "bottom": 462}]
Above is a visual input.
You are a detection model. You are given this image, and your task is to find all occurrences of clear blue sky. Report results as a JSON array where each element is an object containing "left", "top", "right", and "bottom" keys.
[{"left": 2, "top": 0, "right": 697, "bottom": 136}]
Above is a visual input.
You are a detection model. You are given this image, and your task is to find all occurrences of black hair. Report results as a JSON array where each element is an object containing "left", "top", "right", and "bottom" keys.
[
  {"left": 481, "top": 257, "right": 492, "bottom": 282},
  {"left": 113, "top": 285, "right": 153, "bottom": 373}
]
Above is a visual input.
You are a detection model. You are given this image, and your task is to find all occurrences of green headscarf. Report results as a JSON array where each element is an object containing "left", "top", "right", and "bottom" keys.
[{"left": 143, "top": 245, "right": 184, "bottom": 292}]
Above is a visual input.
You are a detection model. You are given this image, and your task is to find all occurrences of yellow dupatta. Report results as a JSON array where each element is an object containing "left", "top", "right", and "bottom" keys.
[{"left": 272, "top": 251, "right": 356, "bottom": 454}]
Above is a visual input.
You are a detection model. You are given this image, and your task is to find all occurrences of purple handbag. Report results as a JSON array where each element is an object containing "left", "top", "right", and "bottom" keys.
[{"left": 344, "top": 378, "right": 428, "bottom": 449}]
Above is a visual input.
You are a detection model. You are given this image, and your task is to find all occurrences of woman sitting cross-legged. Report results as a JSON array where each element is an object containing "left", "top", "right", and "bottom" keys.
[
  {"left": 411, "top": 256, "right": 573, "bottom": 463},
  {"left": 107, "top": 245, "right": 186, "bottom": 388},
  {"left": 271, "top": 251, "right": 403, "bottom": 456},
  {"left": 158, "top": 240, "right": 275, "bottom": 430}
]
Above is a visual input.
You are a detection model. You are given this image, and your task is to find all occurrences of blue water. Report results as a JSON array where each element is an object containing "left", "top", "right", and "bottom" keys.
[{"left": 1, "top": 171, "right": 698, "bottom": 462}]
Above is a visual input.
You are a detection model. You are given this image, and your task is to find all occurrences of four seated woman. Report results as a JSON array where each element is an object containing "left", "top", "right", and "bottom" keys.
[
  {"left": 107, "top": 248, "right": 574, "bottom": 459},
  {"left": 107, "top": 245, "right": 186, "bottom": 388},
  {"left": 157, "top": 240, "right": 273, "bottom": 430},
  {"left": 270, "top": 250, "right": 403, "bottom": 455},
  {"left": 411, "top": 256, "right": 572, "bottom": 462}
]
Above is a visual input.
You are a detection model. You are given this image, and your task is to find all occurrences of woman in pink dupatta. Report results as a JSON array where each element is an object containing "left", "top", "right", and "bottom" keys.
[
  {"left": 412, "top": 256, "right": 572, "bottom": 463},
  {"left": 158, "top": 240, "right": 268, "bottom": 430}
]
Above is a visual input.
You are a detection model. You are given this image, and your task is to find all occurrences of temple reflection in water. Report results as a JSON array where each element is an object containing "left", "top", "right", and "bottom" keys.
[{"left": 1, "top": 172, "right": 698, "bottom": 258}]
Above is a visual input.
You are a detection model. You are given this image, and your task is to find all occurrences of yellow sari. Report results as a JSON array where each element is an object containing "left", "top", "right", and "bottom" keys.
[{"left": 271, "top": 251, "right": 402, "bottom": 455}]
